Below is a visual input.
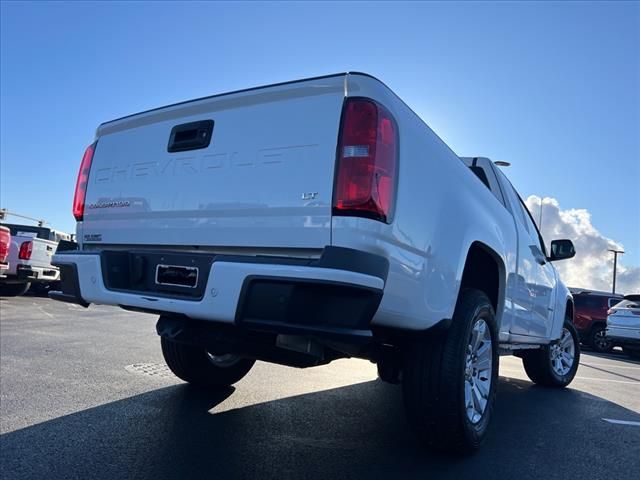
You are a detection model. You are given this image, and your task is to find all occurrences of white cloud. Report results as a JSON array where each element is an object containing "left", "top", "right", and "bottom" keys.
[{"left": 525, "top": 195, "right": 640, "bottom": 294}]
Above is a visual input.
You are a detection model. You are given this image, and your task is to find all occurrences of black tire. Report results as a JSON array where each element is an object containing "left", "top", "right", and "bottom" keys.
[
  {"left": 377, "top": 360, "right": 401, "bottom": 384},
  {"left": 589, "top": 325, "right": 613, "bottom": 353},
  {"left": 622, "top": 347, "right": 640, "bottom": 360},
  {"left": 29, "top": 282, "right": 52, "bottom": 297},
  {"left": 522, "top": 318, "right": 580, "bottom": 388},
  {"left": 403, "top": 288, "right": 499, "bottom": 454},
  {"left": 0, "top": 282, "right": 31, "bottom": 297},
  {"left": 161, "top": 337, "right": 255, "bottom": 388}
]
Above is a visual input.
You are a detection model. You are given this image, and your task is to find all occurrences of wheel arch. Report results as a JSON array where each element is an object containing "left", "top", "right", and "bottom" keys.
[
  {"left": 549, "top": 283, "right": 573, "bottom": 341},
  {"left": 565, "top": 297, "right": 574, "bottom": 324},
  {"left": 587, "top": 320, "right": 608, "bottom": 337},
  {"left": 457, "top": 241, "right": 507, "bottom": 329}
]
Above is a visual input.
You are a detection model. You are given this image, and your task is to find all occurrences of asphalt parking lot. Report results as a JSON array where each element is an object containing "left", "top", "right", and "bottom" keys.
[{"left": 1, "top": 295, "right": 639, "bottom": 480}]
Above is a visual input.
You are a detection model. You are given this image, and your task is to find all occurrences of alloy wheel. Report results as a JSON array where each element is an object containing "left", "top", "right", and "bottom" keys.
[
  {"left": 593, "top": 329, "right": 612, "bottom": 351},
  {"left": 207, "top": 352, "right": 242, "bottom": 368},
  {"left": 464, "top": 318, "right": 493, "bottom": 424},
  {"left": 550, "top": 328, "right": 576, "bottom": 376}
]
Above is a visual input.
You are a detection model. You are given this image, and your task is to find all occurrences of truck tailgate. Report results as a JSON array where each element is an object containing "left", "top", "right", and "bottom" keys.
[
  {"left": 82, "top": 75, "right": 347, "bottom": 250},
  {"left": 29, "top": 238, "right": 57, "bottom": 268},
  {"left": 8, "top": 234, "right": 56, "bottom": 272}
]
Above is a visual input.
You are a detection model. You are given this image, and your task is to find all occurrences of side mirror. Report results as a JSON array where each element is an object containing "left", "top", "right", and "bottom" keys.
[{"left": 549, "top": 239, "right": 576, "bottom": 262}]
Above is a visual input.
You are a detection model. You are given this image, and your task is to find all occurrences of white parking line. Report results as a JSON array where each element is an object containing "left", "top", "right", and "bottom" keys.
[
  {"left": 602, "top": 418, "right": 640, "bottom": 427},
  {"left": 499, "top": 368, "right": 640, "bottom": 385},
  {"left": 569, "top": 376, "right": 639, "bottom": 385},
  {"left": 581, "top": 362, "right": 640, "bottom": 370},
  {"left": 37, "top": 306, "right": 54, "bottom": 319}
]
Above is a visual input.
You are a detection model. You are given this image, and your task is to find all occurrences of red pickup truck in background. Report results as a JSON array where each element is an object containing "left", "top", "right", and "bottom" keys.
[
  {"left": 571, "top": 289, "right": 624, "bottom": 353},
  {"left": 0, "top": 226, "right": 10, "bottom": 278}
]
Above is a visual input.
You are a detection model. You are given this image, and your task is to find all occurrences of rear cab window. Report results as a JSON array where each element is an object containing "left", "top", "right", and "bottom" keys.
[{"left": 461, "top": 157, "right": 506, "bottom": 207}]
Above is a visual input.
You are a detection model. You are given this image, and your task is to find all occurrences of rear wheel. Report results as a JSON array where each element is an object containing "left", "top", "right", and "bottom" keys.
[
  {"left": 403, "top": 289, "right": 499, "bottom": 453},
  {"left": 29, "top": 282, "right": 54, "bottom": 297},
  {"left": 0, "top": 282, "right": 31, "bottom": 297},
  {"left": 161, "top": 337, "right": 255, "bottom": 388},
  {"left": 589, "top": 326, "right": 613, "bottom": 353},
  {"left": 522, "top": 318, "right": 580, "bottom": 388}
]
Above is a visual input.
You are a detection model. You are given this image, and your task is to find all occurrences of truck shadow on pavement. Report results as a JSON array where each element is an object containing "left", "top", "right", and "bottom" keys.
[
  {"left": 2, "top": 377, "right": 639, "bottom": 480},
  {"left": 581, "top": 349, "right": 640, "bottom": 367}
]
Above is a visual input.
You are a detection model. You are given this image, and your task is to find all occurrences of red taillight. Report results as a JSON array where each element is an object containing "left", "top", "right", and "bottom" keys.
[
  {"left": 18, "top": 241, "right": 33, "bottom": 260},
  {"left": 0, "top": 229, "right": 10, "bottom": 262},
  {"left": 73, "top": 142, "right": 97, "bottom": 221},
  {"left": 333, "top": 98, "right": 398, "bottom": 223}
]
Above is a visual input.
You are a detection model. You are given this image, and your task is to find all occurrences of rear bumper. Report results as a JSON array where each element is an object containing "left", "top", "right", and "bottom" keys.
[
  {"left": 16, "top": 264, "right": 60, "bottom": 282},
  {"left": 50, "top": 246, "right": 388, "bottom": 339},
  {"left": 606, "top": 326, "right": 640, "bottom": 346}
]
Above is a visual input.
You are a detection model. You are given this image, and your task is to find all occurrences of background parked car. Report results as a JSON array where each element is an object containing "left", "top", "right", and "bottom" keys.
[
  {"left": 607, "top": 295, "right": 640, "bottom": 359},
  {"left": 571, "top": 288, "right": 624, "bottom": 353},
  {"left": 0, "top": 223, "right": 68, "bottom": 297}
]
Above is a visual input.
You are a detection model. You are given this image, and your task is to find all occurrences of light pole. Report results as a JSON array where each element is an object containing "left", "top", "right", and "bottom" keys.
[
  {"left": 538, "top": 197, "right": 543, "bottom": 230},
  {"left": 608, "top": 249, "right": 624, "bottom": 294}
]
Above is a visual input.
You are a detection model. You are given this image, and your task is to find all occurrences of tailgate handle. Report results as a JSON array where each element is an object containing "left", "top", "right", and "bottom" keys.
[{"left": 167, "top": 120, "right": 214, "bottom": 153}]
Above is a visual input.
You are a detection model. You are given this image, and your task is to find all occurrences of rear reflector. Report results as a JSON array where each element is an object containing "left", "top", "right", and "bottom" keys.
[
  {"left": 333, "top": 97, "right": 398, "bottom": 223},
  {"left": 73, "top": 142, "right": 97, "bottom": 221},
  {"left": 18, "top": 241, "right": 33, "bottom": 260}
]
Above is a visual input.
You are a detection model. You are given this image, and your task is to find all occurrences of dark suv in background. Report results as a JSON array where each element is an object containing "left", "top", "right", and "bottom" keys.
[{"left": 571, "top": 289, "right": 623, "bottom": 353}]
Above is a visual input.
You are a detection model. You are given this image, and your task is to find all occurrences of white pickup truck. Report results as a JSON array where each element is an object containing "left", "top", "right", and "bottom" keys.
[
  {"left": 52, "top": 73, "right": 579, "bottom": 452},
  {"left": 0, "top": 224, "right": 63, "bottom": 296}
]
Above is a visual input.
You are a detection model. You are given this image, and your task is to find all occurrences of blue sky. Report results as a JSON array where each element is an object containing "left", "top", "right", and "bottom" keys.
[{"left": 1, "top": 1, "right": 638, "bottom": 267}]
